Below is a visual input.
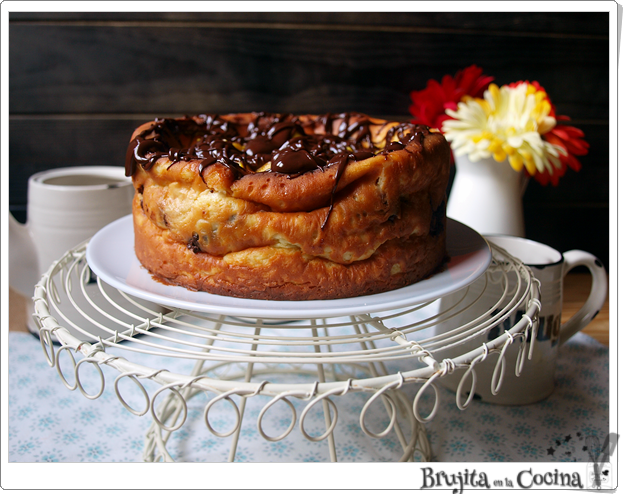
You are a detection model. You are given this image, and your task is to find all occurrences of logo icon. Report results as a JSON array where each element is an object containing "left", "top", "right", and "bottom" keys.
[{"left": 587, "top": 462, "right": 612, "bottom": 489}]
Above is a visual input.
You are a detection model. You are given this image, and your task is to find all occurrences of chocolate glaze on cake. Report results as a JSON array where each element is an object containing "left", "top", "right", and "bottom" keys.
[{"left": 126, "top": 112, "right": 429, "bottom": 178}]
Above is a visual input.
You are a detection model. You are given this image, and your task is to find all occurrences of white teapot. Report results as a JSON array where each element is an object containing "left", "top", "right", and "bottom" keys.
[{"left": 10, "top": 166, "right": 135, "bottom": 335}]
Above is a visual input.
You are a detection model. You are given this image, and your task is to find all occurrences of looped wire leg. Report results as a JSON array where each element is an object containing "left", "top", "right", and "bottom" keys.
[
  {"left": 310, "top": 320, "right": 338, "bottom": 462},
  {"left": 352, "top": 317, "right": 430, "bottom": 461}
]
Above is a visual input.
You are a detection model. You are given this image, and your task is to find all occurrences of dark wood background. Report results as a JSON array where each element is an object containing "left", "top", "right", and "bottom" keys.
[{"left": 9, "top": 11, "right": 610, "bottom": 269}]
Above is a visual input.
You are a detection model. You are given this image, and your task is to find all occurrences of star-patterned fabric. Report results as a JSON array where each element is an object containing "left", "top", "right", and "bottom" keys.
[{"left": 8, "top": 331, "right": 608, "bottom": 462}]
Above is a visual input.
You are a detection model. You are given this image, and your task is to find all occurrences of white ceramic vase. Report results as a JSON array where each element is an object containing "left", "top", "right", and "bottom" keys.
[{"left": 447, "top": 154, "right": 527, "bottom": 237}]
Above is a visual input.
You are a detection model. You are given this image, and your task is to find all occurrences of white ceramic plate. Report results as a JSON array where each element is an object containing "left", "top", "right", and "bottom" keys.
[{"left": 86, "top": 215, "right": 491, "bottom": 319}]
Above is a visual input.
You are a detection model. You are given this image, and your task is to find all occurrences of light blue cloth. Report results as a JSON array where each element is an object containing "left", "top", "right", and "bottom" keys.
[{"left": 8, "top": 331, "right": 608, "bottom": 462}]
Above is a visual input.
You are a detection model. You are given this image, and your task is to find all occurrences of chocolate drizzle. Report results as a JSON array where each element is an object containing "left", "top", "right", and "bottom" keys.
[
  {"left": 126, "top": 113, "right": 430, "bottom": 178},
  {"left": 126, "top": 113, "right": 431, "bottom": 229}
]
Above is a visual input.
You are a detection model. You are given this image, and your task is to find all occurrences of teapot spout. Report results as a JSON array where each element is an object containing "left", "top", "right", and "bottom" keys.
[{"left": 9, "top": 213, "right": 40, "bottom": 297}]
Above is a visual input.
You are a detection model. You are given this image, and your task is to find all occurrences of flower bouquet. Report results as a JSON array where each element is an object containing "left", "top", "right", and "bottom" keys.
[
  {"left": 409, "top": 65, "right": 589, "bottom": 186},
  {"left": 409, "top": 66, "right": 589, "bottom": 236}
]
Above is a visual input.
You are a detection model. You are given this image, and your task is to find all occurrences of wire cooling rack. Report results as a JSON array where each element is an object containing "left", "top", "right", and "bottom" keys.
[{"left": 32, "top": 239, "right": 540, "bottom": 462}]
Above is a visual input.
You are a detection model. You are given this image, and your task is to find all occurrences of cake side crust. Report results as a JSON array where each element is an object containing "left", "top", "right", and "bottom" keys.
[{"left": 133, "top": 195, "right": 447, "bottom": 301}]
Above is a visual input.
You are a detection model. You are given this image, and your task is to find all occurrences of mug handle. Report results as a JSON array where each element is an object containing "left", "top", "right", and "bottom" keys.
[{"left": 559, "top": 250, "right": 608, "bottom": 345}]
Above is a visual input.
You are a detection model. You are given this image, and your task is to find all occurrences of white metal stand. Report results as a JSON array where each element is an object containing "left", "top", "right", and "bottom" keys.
[{"left": 32, "top": 240, "right": 540, "bottom": 462}]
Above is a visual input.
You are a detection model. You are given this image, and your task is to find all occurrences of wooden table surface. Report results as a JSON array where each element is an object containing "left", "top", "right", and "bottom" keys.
[{"left": 9, "top": 272, "right": 609, "bottom": 346}]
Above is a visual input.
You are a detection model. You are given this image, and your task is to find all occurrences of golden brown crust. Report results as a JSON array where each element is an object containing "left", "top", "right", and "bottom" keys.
[
  {"left": 130, "top": 113, "right": 451, "bottom": 300},
  {"left": 133, "top": 195, "right": 447, "bottom": 300}
]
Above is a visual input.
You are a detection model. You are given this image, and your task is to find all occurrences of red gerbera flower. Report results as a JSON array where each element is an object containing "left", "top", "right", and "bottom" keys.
[
  {"left": 534, "top": 124, "right": 589, "bottom": 186},
  {"left": 409, "top": 65, "right": 494, "bottom": 130}
]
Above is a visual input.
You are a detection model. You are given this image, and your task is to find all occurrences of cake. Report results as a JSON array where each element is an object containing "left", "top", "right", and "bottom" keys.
[{"left": 125, "top": 112, "right": 451, "bottom": 300}]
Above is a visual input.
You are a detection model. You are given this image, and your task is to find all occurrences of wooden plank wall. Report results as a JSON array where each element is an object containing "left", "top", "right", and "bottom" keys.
[{"left": 9, "top": 11, "right": 610, "bottom": 268}]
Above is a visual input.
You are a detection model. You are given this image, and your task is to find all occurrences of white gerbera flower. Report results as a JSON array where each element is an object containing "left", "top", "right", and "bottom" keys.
[{"left": 442, "top": 83, "right": 563, "bottom": 176}]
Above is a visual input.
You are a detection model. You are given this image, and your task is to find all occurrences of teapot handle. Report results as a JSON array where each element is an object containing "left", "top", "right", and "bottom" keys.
[{"left": 9, "top": 213, "right": 40, "bottom": 298}]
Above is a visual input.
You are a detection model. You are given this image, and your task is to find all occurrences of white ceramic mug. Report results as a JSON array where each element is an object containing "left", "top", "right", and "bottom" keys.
[
  {"left": 435, "top": 235, "right": 608, "bottom": 405},
  {"left": 9, "top": 166, "right": 141, "bottom": 339}
]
